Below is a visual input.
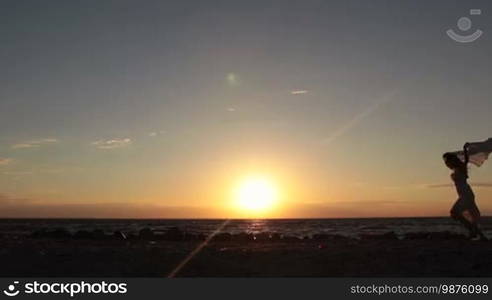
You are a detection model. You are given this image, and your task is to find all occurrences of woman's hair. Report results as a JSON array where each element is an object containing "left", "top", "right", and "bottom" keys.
[{"left": 443, "top": 152, "right": 466, "bottom": 171}]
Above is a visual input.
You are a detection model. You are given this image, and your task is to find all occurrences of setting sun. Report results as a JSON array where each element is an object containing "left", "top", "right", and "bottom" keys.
[{"left": 234, "top": 176, "right": 279, "bottom": 213}]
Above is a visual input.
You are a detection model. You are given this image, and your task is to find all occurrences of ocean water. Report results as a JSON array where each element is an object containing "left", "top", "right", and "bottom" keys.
[{"left": 1, "top": 217, "right": 491, "bottom": 238}]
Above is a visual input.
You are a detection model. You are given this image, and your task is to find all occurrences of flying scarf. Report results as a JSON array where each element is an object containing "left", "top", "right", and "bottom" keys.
[{"left": 452, "top": 138, "right": 492, "bottom": 167}]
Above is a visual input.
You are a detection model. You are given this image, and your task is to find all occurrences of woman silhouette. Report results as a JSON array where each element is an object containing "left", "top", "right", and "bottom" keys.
[{"left": 443, "top": 143, "right": 487, "bottom": 241}]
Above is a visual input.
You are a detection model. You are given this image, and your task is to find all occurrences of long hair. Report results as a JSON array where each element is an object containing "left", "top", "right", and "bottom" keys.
[{"left": 443, "top": 152, "right": 468, "bottom": 177}]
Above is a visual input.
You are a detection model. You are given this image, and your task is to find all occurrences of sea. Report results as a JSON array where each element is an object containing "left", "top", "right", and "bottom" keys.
[{"left": 1, "top": 217, "right": 491, "bottom": 238}]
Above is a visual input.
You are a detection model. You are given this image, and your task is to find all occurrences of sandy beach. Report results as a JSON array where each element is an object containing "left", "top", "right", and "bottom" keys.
[{"left": 1, "top": 229, "right": 491, "bottom": 277}]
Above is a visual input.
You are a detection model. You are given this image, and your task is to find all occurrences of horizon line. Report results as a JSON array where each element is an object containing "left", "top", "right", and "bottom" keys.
[{"left": 1, "top": 215, "right": 490, "bottom": 221}]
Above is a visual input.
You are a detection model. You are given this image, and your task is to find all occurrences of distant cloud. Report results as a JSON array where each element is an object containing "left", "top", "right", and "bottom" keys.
[
  {"left": 0, "top": 158, "right": 12, "bottom": 166},
  {"left": 226, "top": 73, "right": 240, "bottom": 86},
  {"left": 426, "top": 182, "right": 492, "bottom": 188},
  {"left": 148, "top": 130, "right": 165, "bottom": 137},
  {"left": 2, "top": 170, "right": 34, "bottom": 177},
  {"left": 92, "top": 138, "right": 132, "bottom": 149},
  {"left": 0, "top": 195, "right": 221, "bottom": 218},
  {"left": 467, "top": 183, "right": 492, "bottom": 187},
  {"left": 12, "top": 138, "right": 59, "bottom": 149},
  {"left": 290, "top": 90, "right": 309, "bottom": 95},
  {"left": 227, "top": 107, "right": 236, "bottom": 112},
  {"left": 0, "top": 194, "right": 18, "bottom": 205},
  {"left": 3, "top": 167, "right": 71, "bottom": 177}
]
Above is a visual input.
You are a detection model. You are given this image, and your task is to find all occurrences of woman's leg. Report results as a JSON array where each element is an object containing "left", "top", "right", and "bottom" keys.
[
  {"left": 453, "top": 213, "right": 476, "bottom": 237},
  {"left": 468, "top": 207, "right": 487, "bottom": 240},
  {"left": 451, "top": 201, "right": 475, "bottom": 236},
  {"left": 451, "top": 205, "right": 477, "bottom": 238}
]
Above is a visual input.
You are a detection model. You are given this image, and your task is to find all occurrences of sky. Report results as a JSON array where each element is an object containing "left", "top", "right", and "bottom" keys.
[{"left": 1, "top": 0, "right": 492, "bottom": 218}]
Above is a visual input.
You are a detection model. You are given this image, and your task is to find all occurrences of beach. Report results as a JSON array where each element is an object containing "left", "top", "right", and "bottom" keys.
[{"left": 1, "top": 226, "right": 492, "bottom": 277}]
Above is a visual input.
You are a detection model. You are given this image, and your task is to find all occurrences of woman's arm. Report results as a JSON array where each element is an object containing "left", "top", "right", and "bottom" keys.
[
  {"left": 464, "top": 143, "right": 470, "bottom": 177},
  {"left": 464, "top": 143, "right": 470, "bottom": 164}
]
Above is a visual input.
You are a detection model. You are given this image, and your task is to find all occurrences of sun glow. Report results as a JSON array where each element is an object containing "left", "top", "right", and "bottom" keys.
[{"left": 234, "top": 176, "right": 278, "bottom": 213}]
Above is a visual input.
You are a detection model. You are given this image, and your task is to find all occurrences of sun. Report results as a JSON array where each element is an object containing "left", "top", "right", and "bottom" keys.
[{"left": 234, "top": 176, "right": 278, "bottom": 213}]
